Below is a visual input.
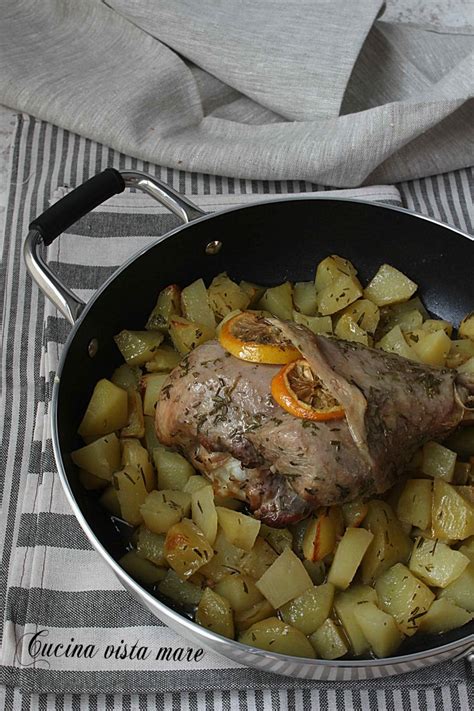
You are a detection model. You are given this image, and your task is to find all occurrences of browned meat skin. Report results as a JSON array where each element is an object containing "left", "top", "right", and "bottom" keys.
[
  {"left": 156, "top": 325, "right": 469, "bottom": 527},
  {"left": 155, "top": 341, "right": 312, "bottom": 524}
]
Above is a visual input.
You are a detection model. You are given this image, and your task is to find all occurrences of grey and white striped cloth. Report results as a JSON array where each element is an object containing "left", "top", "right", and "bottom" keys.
[{"left": 0, "top": 114, "right": 473, "bottom": 710}]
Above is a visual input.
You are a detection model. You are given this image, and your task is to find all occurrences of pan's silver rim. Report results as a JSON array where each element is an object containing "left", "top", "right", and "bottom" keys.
[{"left": 51, "top": 196, "right": 474, "bottom": 670}]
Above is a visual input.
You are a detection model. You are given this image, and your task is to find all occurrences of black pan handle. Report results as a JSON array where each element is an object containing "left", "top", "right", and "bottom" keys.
[
  {"left": 24, "top": 169, "right": 206, "bottom": 325},
  {"left": 30, "top": 168, "right": 126, "bottom": 246}
]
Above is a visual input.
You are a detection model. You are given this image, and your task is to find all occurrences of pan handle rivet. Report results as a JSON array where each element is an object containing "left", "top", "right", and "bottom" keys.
[
  {"left": 88, "top": 338, "right": 99, "bottom": 358},
  {"left": 205, "top": 240, "right": 222, "bottom": 255}
]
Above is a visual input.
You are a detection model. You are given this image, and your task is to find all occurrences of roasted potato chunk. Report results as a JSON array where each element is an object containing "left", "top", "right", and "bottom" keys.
[
  {"left": 309, "top": 618, "right": 349, "bottom": 660},
  {"left": 192, "top": 484, "right": 218, "bottom": 545},
  {"left": 328, "top": 527, "right": 374, "bottom": 590},
  {"left": 418, "top": 598, "right": 473, "bottom": 634},
  {"left": 239, "top": 617, "right": 315, "bottom": 658},
  {"left": 71, "top": 433, "right": 121, "bottom": 480},
  {"left": 78, "top": 379, "right": 128, "bottom": 438},
  {"left": 280, "top": 583, "right": 334, "bottom": 635},
  {"left": 409, "top": 537, "right": 469, "bottom": 588},
  {"left": 256, "top": 548, "right": 313, "bottom": 609},
  {"left": 334, "top": 584, "right": 378, "bottom": 656},
  {"left": 352, "top": 602, "right": 402, "bottom": 658},
  {"left": 214, "top": 573, "right": 263, "bottom": 612},
  {"left": 165, "top": 518, "right": 214, "bottom": 579},
  {"left": 432, "top": 479, "right": 474, "bottom": 540},
  {"left": 258, "top": 282, "right": 293, "bottom": 320},
  {"left": 196, "top": 588, "right": 234, "bottom": 639},
  {"left": 361, "top": 501, "right": 412, "bottom": 584},
  {"left": 154, "top": 447, "right": 194, "bottom": 491},
  {"left": 158, "top": 569, "right": 203, "bottom": 606},
  {"left": 375, "top": 563, "right": 434, "bottom": 636},
  {"left": 146, "top": 284, "right": 181, "bottom": 332},
  {"left": 119, "top": 551, "right": 166, "bottom": 585},
  {"left": 216, "top": 507, "right": 260, "bottom": 551},
  {"left": 114, "top": 465, "right": 149, "bottom": 525},
  {"left": 181, "top": 278, "right": 216, "bottom": 331},
  {"left": 364, "top": 264, "right": 417, "bottom": 307},
  {"left": 140, "top": 489, "right": 191, "bottom": 534},
  {"left": 169, "top": 316, "right": 214, "bottom": 355},
  {"left": 208, "top": 273, "right": 251, "bottom": 321}
]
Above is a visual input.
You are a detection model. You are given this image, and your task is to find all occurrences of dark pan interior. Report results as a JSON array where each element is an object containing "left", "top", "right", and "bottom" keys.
[{"left": 55, "top": 198, "right": 474, "bottom": 658}]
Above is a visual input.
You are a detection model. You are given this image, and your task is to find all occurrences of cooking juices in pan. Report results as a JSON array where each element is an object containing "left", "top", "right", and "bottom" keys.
[{"left": 71, "top": 254, "right": 474, "bottom": 660}]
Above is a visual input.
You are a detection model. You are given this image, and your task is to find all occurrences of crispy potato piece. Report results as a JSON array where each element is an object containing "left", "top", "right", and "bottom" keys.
[
  {"left": 146, "top": 284, "right": 181, "bottom": 332},
  {"left": 361, "top": 501, "right": 412, "bottom": 584},
  {"left": 165, "top": 518, "right": 214, "bottom": 579},
  {"left": 119, "top": 551, "right": 166, "bottom": 585},
  {"left": 317, "top": 274, "right": 363, "bottom": 316},
  {"left": 158, "top": 569, "right": 203, "bottom": 606},
  {"left": 154, "top": 447, "right": 194, "bottom": 491},
  {"left": 334, "top": 314, "right": 369, "bottom": 345},
  {"left": 214, "top": 573, "right": 263, "bottom": 612},
  {"left": 208, "top": 273, "right": 251, "bottom": 321},
  {"left": 256, "top": 548, "right": 313, "bottom": 609},
  {"left": 293, "top": 281, "right": 318, "bottom": 316},
  {"left": 235, "top": 599, "right": 275, "bottom": 632},
  {"left": 280, "top": 583, "right": 335, "bottom": 635},
  {"left": 99, "top": 486, "right": 121, "bottom": 517},
  {"left": 352, "top": 602, "right": 402, "bottom": 658},
  {"left": 111, "top": 364, "right": 141, "bottom": 391},
  {"left": 376, "top": 325, "right": 420, "bottom": 362},
  {"left": 292, "top": 312, "right": 333, "bottom": 335},
  {"left": 120, "top": 390, "right": 145, "bottom": 439},
  {"left": 364, "top": 264, "right": 417, "bottom": 307},
  {"left": 240, "top": 537, "right": 278, "bottom": 580},
  {"left": 181, "top": 278, "right": 216, "bottom": 330},
  {"left": 328, "top": 528, "right": 374, "bottom": 590},
  {"left": 72, "top": 433, "right": 121, "bottom": 480},
  {"left": 459, "top": 312, "right": 474, "bottom": 341},
  {"left": 314, "top": 255, "right": 357, "bottom": 293},
  {"left": 341, "top": 298, "right": 380, "bottom": 335},
  {"left": 375, "top": 562, "right": 434, "bottom": 636},
  {"left": 142, "top": 373, "right": 168, "bottom": 417},
  {"left": 216, "top": 507, "right": 260, "bottom": 552},
  {"left": 409, "top": 537, "right": 469, "bottom": 588},
  {"left": 114, "top": 330, "right": 164, "bottom": 366},
  {"left": 334, "top": 584, "right": 378, "bottom": 655},
  {"left": 114, "top": 465, "right": 149, "bottom": 525},
  {"left": 145, "top": 345, "right": 181, "bottom": 373},
  {"left": 342, "top": 500, "right": 368, "bottom": 528},
  {"left": 192, "top": 485, "right": 218, "bottom": 545},
  {"left": 200, "top": 528, "right": 246, "bottom": 583},
  {"left": 396, "top": 479, "right": 432, "bottom": 530},
  {"left": 78, "top": 469, "right": 108, "bottom": 491},
  {"left": 169, "top": 315, "right": 215, "bottom": 355},
  {"left": 418, "top": 598, "right": 473, "bottom": 634},
  {"left": 432, "top": 479, "right": 474, "bottom": 540},
  {"left": 437, "top": 562, "right": 474, "bottom": 611},
  {"left": 258, "top": 282, "right": 293, "bottom": 320},
  {"left": 309, "top": 618, "right": 348, "bottom": 660},
  {"left": 78, "top": 379, "right": 128, "bottom": 438},
  {"left": 239, "top": 617, "right": 315, "bottom": 658},
  {"left": 196, "top": 588, "right": 234, "bottom": 639},
  {"left": 409, "top": 329, "right": 451, "bottom": 367},
  {"left": 422, "top": 441, "right": 457, "bottom": 482},
  {"left": 140, "top": 489, "right": 191, "bottom": 534},
  {"left": 302, "top": 507, "right": 343, "bottom": 562},
  {"left": 136, "top": 526, "right": 167, "bottom": 567},
  {"left": 122, "top": 438, "right": 155, "bottom": 491}
]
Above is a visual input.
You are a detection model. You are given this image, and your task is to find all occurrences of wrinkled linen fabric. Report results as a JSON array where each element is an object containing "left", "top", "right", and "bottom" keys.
[{"left": 0, "top": 0, "right": 473, "bottom": 186}]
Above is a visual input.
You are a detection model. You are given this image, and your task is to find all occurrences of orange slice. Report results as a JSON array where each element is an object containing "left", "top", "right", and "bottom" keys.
[
  {"left": 271, "top": 359, "right": 345, "bottom": 421},
  {"left": 218, "top": 311, "right": 299, "bottom": 364}
]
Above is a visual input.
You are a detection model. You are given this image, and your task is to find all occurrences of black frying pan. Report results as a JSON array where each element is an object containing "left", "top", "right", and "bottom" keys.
[{"left": 24, "top": 168, "right": 474, "bottom": 676}]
